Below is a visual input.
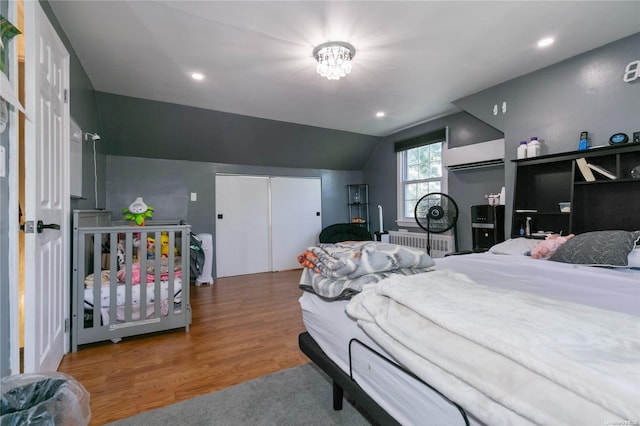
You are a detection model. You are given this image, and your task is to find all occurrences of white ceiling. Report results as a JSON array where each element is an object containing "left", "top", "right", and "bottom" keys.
[{"left": 48, "top": 1, "right": 640, "bottom": 137}]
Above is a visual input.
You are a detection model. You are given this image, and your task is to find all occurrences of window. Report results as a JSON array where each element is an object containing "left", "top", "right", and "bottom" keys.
[{"left": 395, "top": 128, "right": 447, "bottom": 227}]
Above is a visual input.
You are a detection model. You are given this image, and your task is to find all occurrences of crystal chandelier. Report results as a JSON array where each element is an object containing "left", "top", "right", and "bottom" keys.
[{"left": 312, "top": 41, "right": 356, "bottom": 81}]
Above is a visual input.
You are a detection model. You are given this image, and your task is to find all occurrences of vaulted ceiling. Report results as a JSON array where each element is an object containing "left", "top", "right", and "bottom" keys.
[{"left": 49, "top": 1, "right": 640, "bottom": 137}]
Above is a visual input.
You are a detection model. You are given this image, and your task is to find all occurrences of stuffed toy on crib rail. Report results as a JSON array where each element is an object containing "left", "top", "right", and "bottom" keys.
[{"left": 122, "top": 197, "right": 154, "bottom": 226}]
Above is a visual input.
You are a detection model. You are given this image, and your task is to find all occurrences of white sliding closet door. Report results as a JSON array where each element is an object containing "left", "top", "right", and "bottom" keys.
[
  {"left": 215, "top": 175, "right": 271, "bottom": 277},
  {"left": 215, "top": 175, "right": 322, "bottom": 277},
  {"left": 271, "top": 177, "right": 322, "bottom": 271}
]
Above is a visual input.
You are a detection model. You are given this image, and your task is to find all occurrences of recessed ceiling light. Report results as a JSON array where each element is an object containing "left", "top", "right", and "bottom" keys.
[
  {"left": 191, "top": 72, "right": 204, "bottom": 80},
  {"left": 537, "top": 37, "right": 555, "bottom": 48},
  {"left": 376, "top": 111, "right": 385, "bottom": 118}
]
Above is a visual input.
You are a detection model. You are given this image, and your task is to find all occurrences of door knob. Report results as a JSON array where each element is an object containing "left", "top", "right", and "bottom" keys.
[{"left": 37, "top": 220, "right": 61, "bottom": 233}]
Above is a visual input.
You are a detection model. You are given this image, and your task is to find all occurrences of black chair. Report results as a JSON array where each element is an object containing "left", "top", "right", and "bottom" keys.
[{"left": 319, "top": 223, "right": 373, "bottom": 243}]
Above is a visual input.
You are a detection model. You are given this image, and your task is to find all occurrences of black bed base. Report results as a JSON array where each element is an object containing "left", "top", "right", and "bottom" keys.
[
  {"left": 299, "top": 332, "right": 469, "bottom": 426},
  {"left": 299, "top": 332, "right": 400, "bottom": 425}
]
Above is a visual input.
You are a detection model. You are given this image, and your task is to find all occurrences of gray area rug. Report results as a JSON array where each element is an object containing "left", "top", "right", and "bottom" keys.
[{"left": 108, "top": 363, "right": 370, "bottom": 425}]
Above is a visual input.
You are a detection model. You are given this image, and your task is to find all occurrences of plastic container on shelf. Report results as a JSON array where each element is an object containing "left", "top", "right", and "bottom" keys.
[
  {"left": 517, "top": 141, "right": 528, "bottom": 159},
  {"left": 527, "top": 137, "right": 541, "bottom": 157}
]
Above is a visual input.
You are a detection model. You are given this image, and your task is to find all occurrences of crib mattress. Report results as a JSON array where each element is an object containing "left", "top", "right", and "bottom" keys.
[{"left": 84, "top": 278, "right": 183, "bottom": 309}]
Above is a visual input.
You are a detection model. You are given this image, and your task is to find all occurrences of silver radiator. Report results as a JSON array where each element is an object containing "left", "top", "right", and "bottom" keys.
[{"left": 388, "top": 231, "right": 454, "bottom": 258}]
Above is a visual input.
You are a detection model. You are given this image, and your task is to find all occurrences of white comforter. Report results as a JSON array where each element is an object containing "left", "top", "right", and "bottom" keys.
[{"left": 347, "top": 270, "right": 640, "bottom": 425}]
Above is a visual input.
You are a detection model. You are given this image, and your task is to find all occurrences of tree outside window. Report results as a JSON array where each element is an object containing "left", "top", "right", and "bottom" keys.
[{"left": 399, "top": 142, "right": 445, "bottom": 222}]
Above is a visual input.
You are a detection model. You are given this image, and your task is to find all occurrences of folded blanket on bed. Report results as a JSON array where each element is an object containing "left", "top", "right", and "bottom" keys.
[
  {"left": 347, "top": 271, "right": 640, "bottom": 425},
  {"left": 298, "top": 241, "right": 434, "bottom": 279},
  {"left": 298, "top": 241, "right": 434, "bottom": 299},
  {"left": 299, "top": 266, "right": 429, "bottom": 300}
]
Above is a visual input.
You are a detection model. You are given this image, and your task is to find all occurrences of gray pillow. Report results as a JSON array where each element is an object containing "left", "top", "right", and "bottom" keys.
[
  {"left": 489, "top": 238, "right": 539, "bottom": 255},
  {"left": 549, "top": 230, "right": 640, "bottom": 267}
]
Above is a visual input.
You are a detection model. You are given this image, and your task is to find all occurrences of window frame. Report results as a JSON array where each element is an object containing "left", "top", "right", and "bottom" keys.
[{"left": 396, "top": 140, "right": 448, "bottom": 228}]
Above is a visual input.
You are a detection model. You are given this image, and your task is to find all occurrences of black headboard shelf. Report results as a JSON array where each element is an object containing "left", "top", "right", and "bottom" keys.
[{"left": 511, "top": 143, "right": 640, "bottom": 237}]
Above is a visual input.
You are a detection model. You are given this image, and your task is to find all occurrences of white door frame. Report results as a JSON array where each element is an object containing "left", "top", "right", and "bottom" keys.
[
  {"left": 21, "top": 0, "right": 71, "bottom": 372},
  {"left": 6, "top": 0, "right": 21, "bottom": 376}
]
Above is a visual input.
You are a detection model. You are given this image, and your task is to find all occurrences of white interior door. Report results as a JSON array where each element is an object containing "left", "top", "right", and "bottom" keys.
[
  {"left": 271, "top": 177, "right": 322, "bottom": 271},
  {"left": 23, "top": 1, "right": 70, "bottom": 372},
  {"left": 215, "top": 175, "right": 270, "bottom": 277}
]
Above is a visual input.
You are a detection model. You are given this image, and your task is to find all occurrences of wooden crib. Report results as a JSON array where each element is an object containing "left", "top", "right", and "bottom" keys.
[{"left": 71, "top": 210, "right": 192, "bottom": 351}]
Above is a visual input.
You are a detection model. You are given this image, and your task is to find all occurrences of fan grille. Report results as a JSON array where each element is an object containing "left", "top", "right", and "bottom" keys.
[{"left": 414, "top": 193, "right": 458, "bottom": 233}]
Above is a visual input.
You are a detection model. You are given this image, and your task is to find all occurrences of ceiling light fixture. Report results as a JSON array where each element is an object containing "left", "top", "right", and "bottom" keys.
[
  {"left": 537, "top": 37, "right": 555, "bottom": 48},
  {"left": 376, "top": 112, "right": 385, "bottom": 118},
  {"left": 191, "top": 72, "right": 204, "bottom": 80},
  {"left": 312, "top": 41, "right": 356, "bottom": 81}
]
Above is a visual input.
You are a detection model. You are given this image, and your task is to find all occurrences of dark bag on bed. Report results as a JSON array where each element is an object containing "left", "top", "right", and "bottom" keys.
[{"left": 189, "top": 233, "right": 205, "bottom": 279}]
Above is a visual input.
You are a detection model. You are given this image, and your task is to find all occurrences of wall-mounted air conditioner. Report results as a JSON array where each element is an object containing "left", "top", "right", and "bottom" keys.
[{"left": 445, "top": 138, "right": 505, "bottom": 171}]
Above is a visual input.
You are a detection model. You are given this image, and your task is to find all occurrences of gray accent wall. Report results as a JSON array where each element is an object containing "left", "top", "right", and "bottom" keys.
[
  {"left": 364, "top": 112, "right": 504, "bottom": 251},
  {"left": 455, "top": 33, "right": 640, "bottom": 235},
  {"left": 105, "top": 155, "right": 362, "bottom": 276},
  {"left": 96, "top": 92, "right": 381, "bottom": 171}
]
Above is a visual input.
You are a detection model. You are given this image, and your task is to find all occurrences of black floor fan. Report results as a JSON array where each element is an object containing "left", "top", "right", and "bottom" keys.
[{"left": 414, "top": 192, "right": 459, "bottom": 255}]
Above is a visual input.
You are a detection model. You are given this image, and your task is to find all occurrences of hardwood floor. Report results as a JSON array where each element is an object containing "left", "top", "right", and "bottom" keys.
[{"left": 58, "top": 270, "right": 309, "bottom": 425}]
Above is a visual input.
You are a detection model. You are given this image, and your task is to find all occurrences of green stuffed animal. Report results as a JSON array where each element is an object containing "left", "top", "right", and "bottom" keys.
[{"left": 122, "top": 197, "right": 154, "bottom": 226}]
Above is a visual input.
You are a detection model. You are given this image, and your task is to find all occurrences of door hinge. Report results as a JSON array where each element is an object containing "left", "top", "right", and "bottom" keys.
[
  {"left": 23, "top": 221, "right": 35, "bottom": 233},
  {"left": 65, "top": 318, "right": 70, "bottom": 332},
  {"left": 64, "top": 89, "right": 69, "bottom": 103}
]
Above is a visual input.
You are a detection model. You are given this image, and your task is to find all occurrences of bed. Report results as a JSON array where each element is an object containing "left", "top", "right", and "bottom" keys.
[
  {"left": 71, "top": 210, "right": 192, "bottom": 351},
  {"left": 298, "top": 233, "right": 640, "bottom": 425}
]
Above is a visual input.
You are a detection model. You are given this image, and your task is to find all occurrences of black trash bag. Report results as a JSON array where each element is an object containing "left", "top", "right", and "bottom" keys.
[
  {"left": 189, "top": 232, "right": 205, "bottom": 279},
  {"left": 0, "top": 372, "right": 90, "bottom": 426}
]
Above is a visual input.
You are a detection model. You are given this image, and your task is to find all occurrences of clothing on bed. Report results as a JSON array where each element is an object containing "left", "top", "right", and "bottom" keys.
[
  {"left": 346, "top": 268, "right": 640, "bottom": 425},
  {"left": 298, "top": 241, "right": 434, "bottom": 300}
]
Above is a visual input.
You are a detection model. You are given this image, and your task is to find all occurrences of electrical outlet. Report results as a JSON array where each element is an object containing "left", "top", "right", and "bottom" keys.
[{"left": 190, "top": 192, "right": 197, "bottom": 202}]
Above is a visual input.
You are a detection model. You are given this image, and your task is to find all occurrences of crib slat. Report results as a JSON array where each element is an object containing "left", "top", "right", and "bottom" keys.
[
  {"left": 109, "top": 232, "right": 118, "bottom": 326},
  {"left": 182, "top": 228, "right": 191, "bottom": 329},
  {"left": 75, "top": 231, "right": 86, "bottom": 338},
  {"left": 124, "top": 233, "right": 133, "bottom": 323},
  {"left": 92, "top": 233, "right": 102, "bottom": 328},
  {"left": 154, "top": 231, "right": 161, "bottom": 319},
  {"left": 168, "top": 231, "right": 175, "bottom": 318},
  {"left": 139, "top": 231, "right": 148, "bottom": 321}
]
